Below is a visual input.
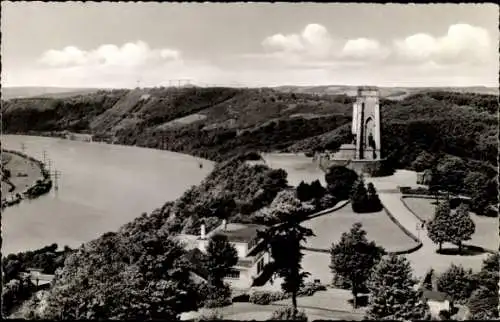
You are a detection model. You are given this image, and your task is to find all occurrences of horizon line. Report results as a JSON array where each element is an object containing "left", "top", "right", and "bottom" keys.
[{"left": 2, "top": 84, "right": 497, "bottom": 89}]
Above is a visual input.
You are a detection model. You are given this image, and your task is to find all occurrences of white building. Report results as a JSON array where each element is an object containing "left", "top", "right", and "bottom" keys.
[
  {"left": 420, "top": 289, "right": 453, "bottom": 319},
  {"left": 177, "top": 221, "right": 271, "bottom": 290}
]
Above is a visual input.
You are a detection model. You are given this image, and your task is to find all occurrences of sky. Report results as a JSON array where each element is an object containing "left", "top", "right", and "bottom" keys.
[{"left": 1, "top": 2, "right": 498, "bottom": 88}]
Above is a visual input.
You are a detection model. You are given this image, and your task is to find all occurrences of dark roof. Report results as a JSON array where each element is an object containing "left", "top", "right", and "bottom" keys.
[
  {"left": 422, "top": 289, "right": 450, "bottom": 302},
  {"left": 210, "top": 223, "right": 266, "bottom": 243}
]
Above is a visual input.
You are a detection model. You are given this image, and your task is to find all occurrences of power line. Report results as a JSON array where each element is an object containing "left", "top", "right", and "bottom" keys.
[{"left": 49, "top": 163, "right": 62, "bottom": 191}]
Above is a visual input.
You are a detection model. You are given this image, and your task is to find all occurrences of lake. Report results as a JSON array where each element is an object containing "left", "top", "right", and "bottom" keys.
[{"left": 1, "top": 135, "right": 214, "bottom": 255}]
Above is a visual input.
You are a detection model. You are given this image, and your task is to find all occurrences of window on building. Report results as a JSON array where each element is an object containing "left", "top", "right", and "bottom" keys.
[{"left": 225, "top": 269, "right": 240, "bottom": 279}]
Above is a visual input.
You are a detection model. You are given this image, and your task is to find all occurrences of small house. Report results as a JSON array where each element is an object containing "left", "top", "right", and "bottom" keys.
[
  {"left": 421, "top": 289, "right": 454, "bottom": 319},
  {"left": 177, "top": 220, "right": 271, "bottom": 290},
  {"left": 21, "top": 268, "right": 55, "bottom": 290},
  {"left": 197, "top": 221, "right": 271, "bottom": 290}
]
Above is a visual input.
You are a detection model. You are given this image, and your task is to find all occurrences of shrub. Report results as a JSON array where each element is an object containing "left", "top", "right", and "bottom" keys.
[
  {"left": 270, "top": 306, "right": 308, "bottom": 321},
  {"left": 309, "top": 180, "right": 326, "bottom": 200},
  {"left": 332, "top": 273, "right": 352, "bottom": 290},
  {"left": 366, "top": 183, "right": 383, "bottom": 212},
  {"left": 325, "top": 166, "right": 358, "bottom": 200},
  {"left": 297, "top": 282, "right": 327, "bottom": 296},
  {"left": 202, "top": 283, "right": 232, "bottom": 308},
  {"left": 350, "top": 179, "right": 369, "bottom": 213},
  {"left": 249, "top": 291, "right": 287, "bottom": 305},
  {"left": 467, "top": 286, "right": 499, "bottom": 319},
  {"left": 318, "top": 193, "right": 338, "bottom": 209},
  {"left": 195, "top": 309, "right": 224, "bottom": 322},
  {"left": 248, "top": 282, "right": 327, "bottom": 305},
  {"left": 437, "top": 264, "right": 477, "bottom": 303},
  {"left": 297, "top": 181, "right": 313, "bottom": 201}
]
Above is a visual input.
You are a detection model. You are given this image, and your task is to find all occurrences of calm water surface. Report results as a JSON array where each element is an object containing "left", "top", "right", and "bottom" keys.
[{"left": 1, "top": 135, "right": 214, "bottom": 254}]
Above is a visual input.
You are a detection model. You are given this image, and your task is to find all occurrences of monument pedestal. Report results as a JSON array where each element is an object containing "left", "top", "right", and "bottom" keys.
[{"left": 315, "top": 153, "right": 388, "bottom": 177}]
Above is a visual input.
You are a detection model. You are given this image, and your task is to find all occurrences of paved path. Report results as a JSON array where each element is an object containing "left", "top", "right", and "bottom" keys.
[
  {"left": 368, "top": 173, "right": 489, "bottom": 278},
  {"left": 181, "top": 295, "right": 365, "bottom": 321}
]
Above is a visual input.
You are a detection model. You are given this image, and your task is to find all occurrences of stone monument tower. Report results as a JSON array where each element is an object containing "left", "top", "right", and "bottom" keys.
[
  {"left": 315, "top": 86, "right": 386, "bottom": 177},
  {"left": 352, "top": 86, "right": 381, "bottom": 160}
]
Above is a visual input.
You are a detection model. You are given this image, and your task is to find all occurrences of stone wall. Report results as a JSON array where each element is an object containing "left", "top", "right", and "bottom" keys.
[{"left": 315, "top": 154, "right": 388, "bottom": 177}]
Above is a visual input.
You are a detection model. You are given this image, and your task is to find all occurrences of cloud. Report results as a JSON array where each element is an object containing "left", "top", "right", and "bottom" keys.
[
  {"left": 261, "top": 23, "right": 391, "bottom": 64},
  {"left": 394, "top": 24, "right": 494, "bottom": 64},
  {"left": 262, "top": 34, "right": 304, "bottom": 52},
  {"left": 39, "top": 41, "right": 181, "bottom": 68},
  {"left": 5, "top": 25, "right": 497, "bottom": 89},
  {"left": 262, "top": 23, "right": 334, "bottom": 59},
  {"left": 341, "top": 38, "right": 389, "bottom": 60}
]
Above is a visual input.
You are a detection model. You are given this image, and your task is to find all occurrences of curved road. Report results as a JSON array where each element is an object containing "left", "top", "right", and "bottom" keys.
[{"left": 369, "top": 171, "right": 489, "bottom": 278}]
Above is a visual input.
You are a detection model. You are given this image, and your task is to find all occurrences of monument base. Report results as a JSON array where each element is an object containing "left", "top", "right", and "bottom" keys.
[{"left": 315, "top": 154, "right": 390, "bottom": 178}]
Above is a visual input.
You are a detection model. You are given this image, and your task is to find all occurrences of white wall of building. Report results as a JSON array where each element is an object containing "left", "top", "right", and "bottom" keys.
[
  {"left": 234, "top": 243, "right": 249, "bottom": 258},
  {"left": 427, "top": 300, "right": 450, "bottom": 318}
]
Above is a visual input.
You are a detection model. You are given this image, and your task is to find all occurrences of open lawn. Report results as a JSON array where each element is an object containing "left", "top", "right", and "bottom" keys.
[
  {"left": 403, "top": 197, "right": 499, "bottom": 251},
  {"left": 260, "top": 152, "right": 326, "bottom": 187},
  {"left": 181, "top": 302, "right": 364, "bottom": 321},
  {"left": 303, "top": 205, "right": 419, "bottom": 253},
  {"left": 1, "top": 152, "right": 43, "bottom": 197}
]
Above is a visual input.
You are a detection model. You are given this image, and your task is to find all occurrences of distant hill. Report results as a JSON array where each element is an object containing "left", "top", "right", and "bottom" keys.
[
  {"left": 273, "top": 85, "right": 499, "bottom": 100},
  {"left": 3, "top": 85, "right": 497, "bottom": 101},
  {"left": 2, "top": 86, "right": 497, "bottom": 169},
  {"left": 1, "top": 87, "right": 104, "bottom": 100}
]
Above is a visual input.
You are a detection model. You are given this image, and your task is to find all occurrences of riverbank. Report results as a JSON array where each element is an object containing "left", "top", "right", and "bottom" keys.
[{"left": 1, "top": 150, "right": 52, "bottom": 209}]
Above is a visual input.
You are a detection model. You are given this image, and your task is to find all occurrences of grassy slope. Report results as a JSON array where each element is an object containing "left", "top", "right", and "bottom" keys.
[
  {"left": 274, "top": 85, "right": 499, "bottom": 99},
  {"left": 402, "top": 197, "right": 498, "bottom": 251},
  {"left": 1, "top": 87, "right": 497, "bottom": 166},
  {"left": 1, "top": 87, "right": 104, "bottom": 100},
  {"left": 1, "top": 152, "right": 43, "bottom": 196}
]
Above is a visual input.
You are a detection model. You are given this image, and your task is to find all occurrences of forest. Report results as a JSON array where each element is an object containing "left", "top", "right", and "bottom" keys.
[{"left": 2, "top": 87, "right": 498, "bottom": 319}]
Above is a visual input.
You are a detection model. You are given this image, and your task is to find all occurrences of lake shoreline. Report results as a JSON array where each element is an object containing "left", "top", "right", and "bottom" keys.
[
  {"left": 2, "top": 131, "right": 213, "bottom": 163},
  {"left": 1, "top": 135, "right": 214, "bottom": 255},
  {"left": 1, "top": 149, "right": 52, "bottom": 209}
]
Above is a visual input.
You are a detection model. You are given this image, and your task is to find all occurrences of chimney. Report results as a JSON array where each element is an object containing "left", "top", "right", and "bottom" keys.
[
  {"left": 200, "top": 224, "right": 206, "bottom": 239},
  {"left": 222, "top": 219, "right": 227, "bottom": 231}
]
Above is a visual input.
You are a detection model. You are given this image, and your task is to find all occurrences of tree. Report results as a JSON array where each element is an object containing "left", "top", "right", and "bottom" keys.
[
  {"left": 265, "top": 189, "right": 315, "bottom": 223},
  {"left": 426, "top": 200, "right": 451, "bottom": 251},
  {"left": 473, "top": 253, "right": 499, "bottom": 305},
  {"left": 2, "top": 276, "right": 35, "bottom": 316},
  {"left": 350, "top": 178, "right": 369, "bottom": 213},
  {"left": 330, "top": 223, "right": 385, "bottom": 308},
  {"left": 366, "top": 254, "right": 427, "bottom": 320},
  {"left": 467, "top": 286, "right": 499, "bottom": 320},
  {"left": 309, "top": 179, "right": 325, "bottom": 200},
  {"left": 422, "top": 268, "right": 434, "bottom": 290},
  {"left": 448, "top": 204, "right": 475, "bottom": 254},
  {"left": 25, "top": 231, "right": 202, "bottom": 320},
  {"left": 428, "top": 167, "right": 441, "bottom": 203},
  {"left": 411, "top": 150, "right": 437, "bottom": 172},
  {"left": 296, "top": 181, "right": 312, "bottom": 202},
  {"left": 435, "top": 155, "right": 467, "bottom": 197},
  {"left": 325, "top": 166, "right": 358, "bottom": 200},
  {"left": 465, "top": 172, "right": 497, "bottom": 216},
  {"left": 479, "top": 252, "right": 499, "bottom": 274},
  {"left": 437, "top": 264, "right": 477, "bottom": 303},
  {"left": 204, "top": 234, "right": 238, "bottom": 287},
  {"left": 366, "top": 182, "right": 382, "bottom": 212},
  {"left": 258, "top": 198, "right": 314, "bottom": 310}
]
